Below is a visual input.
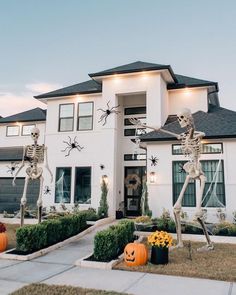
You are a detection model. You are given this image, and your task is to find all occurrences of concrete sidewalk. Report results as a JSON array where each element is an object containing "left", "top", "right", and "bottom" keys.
[{"left": 0, "top": 221, "right": 235, "bottom": 295}]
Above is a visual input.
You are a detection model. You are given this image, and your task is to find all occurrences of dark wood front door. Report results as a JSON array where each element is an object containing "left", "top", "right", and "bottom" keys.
[{"left": 124, "top": 166, "right": 146, "bottom": 216}]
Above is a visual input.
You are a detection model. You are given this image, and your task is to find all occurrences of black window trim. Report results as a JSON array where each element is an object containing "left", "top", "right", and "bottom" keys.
[
  {"left": 55, "top": 166, "right": 72, "bottom": 203},
  {"left": 21, "top": 124, "right": 36, "bottom": 136},
  {"left": 58, "top": 103, "right": 75, "bottom": 132},
  {"left": 124, "top": 106, "right": 146, "bottom": 116},
  {"left": 172, "top": 142, "right": 223, "bottom": 155},
  {"left": 74, "top": 166, "right": 92, "bottom": 204},
  {"left": 77, "top": 101, "right": 94, "bottom": 131},
  {"left": 6, "top": 125, "right": 20, "bottom": 137}
]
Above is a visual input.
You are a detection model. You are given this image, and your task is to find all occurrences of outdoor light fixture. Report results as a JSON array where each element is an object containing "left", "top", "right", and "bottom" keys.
[
  {"left": 102, "top": 175, "right": 108, "bottom": 185},
  {"left": 150, "top": 172, "right": 156, "bottom": 183}
]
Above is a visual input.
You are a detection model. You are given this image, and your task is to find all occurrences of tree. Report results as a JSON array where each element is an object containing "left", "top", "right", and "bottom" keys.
[{"left": 98, "top": 178, "right": 109, "bottom": 218}]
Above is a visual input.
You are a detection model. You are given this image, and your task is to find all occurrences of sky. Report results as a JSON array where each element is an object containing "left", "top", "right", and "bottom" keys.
[{"left": 0, "top": 0, "right": 236, "bottom": 117}]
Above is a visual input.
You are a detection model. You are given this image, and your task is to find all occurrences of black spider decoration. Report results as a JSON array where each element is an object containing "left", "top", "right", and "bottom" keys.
[
  {"left": 149, "top": 156, "right": 158, "bottom": 166},
  {"left": 6, "top": 162, "right": 19, "bottom": 176},
  {"left": 97, "top": 100, "right": 120, "bottom": 126},
  {"left": 44, "top": 186, "right": 51, "bottom": 195},
  {"left": 61, "top": 136, "right": 84, "bottom": 157},
  {"left": 100, "top": 164, "right": 105, "bottom": 170}
]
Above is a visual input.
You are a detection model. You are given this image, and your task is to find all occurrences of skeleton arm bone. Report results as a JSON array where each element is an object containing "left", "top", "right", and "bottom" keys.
[
  {"left": 129, "top": 118, "right": 180, "bottom": 139},
  {"left": 44, "top": 146, "right": 53, "bottom": 183},
  {"left": 12, "top": 147, "right": 26, "bottom": 186}
]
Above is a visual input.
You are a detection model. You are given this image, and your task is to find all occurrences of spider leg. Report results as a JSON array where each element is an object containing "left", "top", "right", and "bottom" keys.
[
  {"left": 61, "top": 146, "right": 70, "bottom": 152},
  {"left": 102, "top": 115, "right": 108, "bottom": 126},
  {"left": 106, "top": 101, "right": 110, "bottom": 109},
  {"left": 110, "top": 104, "right": 120, "bottom": 111},
  {"left": 98, "top": 114, "right": 106, "bottom": 123},
  {"left": 97, "top": 108, "right": 105, "bottom": 112},
  {"left": 65, "top": 148, "right": 72, "bottom": 157},
  {"left": 68, "top": 136, "right": 72, "bottom": 145},
  {"left": 63, "top": 140, "right": 70, "bottom": 146}
]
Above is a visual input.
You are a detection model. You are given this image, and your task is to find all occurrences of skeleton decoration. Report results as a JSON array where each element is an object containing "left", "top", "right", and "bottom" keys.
[
  {"left": 178, "top": 163, "right": 185, "bottom": 173},
  {"left": 13, "top": 127, "right": 53, "bottom": 226},
  {"left": 7, "top": 162, "right": 19, "bottom": 176},
  {"left": 130, "top": 109, "right": 214, "bottom": 252},
  {"left": 97, "top": 100, "right": 120, "bottom": 126},
  {"left": 149, "top": 156, "right": 158, "bottom": 166},
  {"left": 44, "top": 185, "right": 51, "bottom": 195},
  {"left": 61, "top": 136, "right": 84, "bottom": 157}
]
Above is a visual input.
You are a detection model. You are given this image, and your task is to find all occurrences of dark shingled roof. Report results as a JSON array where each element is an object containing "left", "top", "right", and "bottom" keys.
[
  {"left": 0, "top": 108, "right": 46, "bottom": 123},
  {"left": 89, "top": 61, "right": 177, "bottom": 82},
  {"left": 35, "top": 80, "right": 102, "bottom": 99},
  {"left": 0, "top": 147, "right": 23, "bottom": 161},
  {"left": 168, "top": 74, "right": 218, "bottom": 90},
  {"left": 140, "top": 105, "right": 236, "bottom": 142},
  {"left": 35, "top": 61, "right": 218, "bottom": 99}
]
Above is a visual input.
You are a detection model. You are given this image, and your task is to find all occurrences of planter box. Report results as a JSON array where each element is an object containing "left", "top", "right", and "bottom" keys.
[{"left": 0, "top": 216, "right": 115, "bottom": 261}]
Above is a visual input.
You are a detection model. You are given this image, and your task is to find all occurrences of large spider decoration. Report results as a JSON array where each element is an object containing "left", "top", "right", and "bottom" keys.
[
  {"left": 149, "top": 156, "right": 158, "bottom": 166},
  {"left": 44, "top": 185, "right": 51, "bottom": 195},
  {"left": 6, "top": 162, "right": 19, "bottom": 176},
  {"left": 61, "top": 136, "right": 84, "bottom": 157},
  {"left": 100, "top": 164, "right": 105, "bottom": 170},
  {"left": 97, "top": 100, "right": 120, "bottom": 126}
]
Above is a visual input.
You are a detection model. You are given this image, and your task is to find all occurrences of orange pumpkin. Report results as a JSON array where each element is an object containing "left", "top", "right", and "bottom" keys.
[
  {"left": 124, "top": 243, "right": 148, "bottom": 266},
  {"left": 0, "top": 232, "right": 8, "bottom": 252}
]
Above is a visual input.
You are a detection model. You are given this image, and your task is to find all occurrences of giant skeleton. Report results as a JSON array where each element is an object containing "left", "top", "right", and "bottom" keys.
[
  {"left": 130, "top": 108, "right": 214, "bottom": 251},
  {"left": 13, "top": 127, "right": 53, "bottom": 226}
]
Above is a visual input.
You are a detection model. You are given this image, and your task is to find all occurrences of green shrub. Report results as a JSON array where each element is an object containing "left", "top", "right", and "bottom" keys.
[
  {"left": 80, "top": 208, "right": 98, "bottom": 221},
  {"left": 16, "top": 211, "right": 88, "bottom": 253},
  {"left": 94, "top": 219, "right": 134, "bottom": 261}
]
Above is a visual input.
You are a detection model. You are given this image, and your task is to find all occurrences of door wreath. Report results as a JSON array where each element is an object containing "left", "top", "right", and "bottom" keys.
[{"left": 125, "top": 174, "right": 141, "bottom": 190}]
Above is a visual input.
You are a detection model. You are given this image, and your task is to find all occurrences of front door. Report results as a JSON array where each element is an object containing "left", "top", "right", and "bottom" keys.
[{"left": 124, "top": 166, "right": 146, "bottom": 216}]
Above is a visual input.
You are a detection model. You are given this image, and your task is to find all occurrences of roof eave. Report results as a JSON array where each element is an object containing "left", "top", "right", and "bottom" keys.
[
  {"left": 141, "top": 134, "right": 236, "bottom": 142},
  {"left": 167, "top": 82, "right": 218, "bottom": 90},
  {"left": 35, "top": 89, "right": 102, "bottom": 100}
]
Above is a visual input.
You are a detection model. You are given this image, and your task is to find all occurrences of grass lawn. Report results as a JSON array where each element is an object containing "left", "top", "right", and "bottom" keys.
[
  {"left": 114, "top": 240, "right": 236, "bottom": 282},
  {"left": 5, "top": 223, "right": 20, "bottom": 250},
  {"left": 10, "top": 283, "right": 128, "bottom": 295}
]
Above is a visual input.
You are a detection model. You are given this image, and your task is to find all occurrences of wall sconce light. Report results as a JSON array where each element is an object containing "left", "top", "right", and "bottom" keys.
[
  {"left": 102, "top": 175, "right": 108, "bottom": 185},
  {"left": 150, "top": 172, "right": 156, "bottom": 183}
]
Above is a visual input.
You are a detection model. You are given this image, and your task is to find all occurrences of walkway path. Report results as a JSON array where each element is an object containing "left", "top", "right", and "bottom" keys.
[{"left": 0, "top": 222, "right": 235, "bottom": 295}]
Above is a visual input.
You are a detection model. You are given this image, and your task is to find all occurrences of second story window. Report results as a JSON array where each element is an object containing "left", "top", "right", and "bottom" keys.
[
  {"left": 59, "top": 104, "right": 74, "bottom": 132},
  {"left": 77, "top": 102, "right": 93, "bottom": 131},
  {"left": 6, "top": 126, "right": 20, "bottom": 137},
  {"left": 22, "top": 124, "right": 36, "bottom": 136}
]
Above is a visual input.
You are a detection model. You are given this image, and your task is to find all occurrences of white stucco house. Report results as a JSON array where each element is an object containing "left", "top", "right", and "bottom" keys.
[{"left": 0, "top": 61, "right": 236, "bottom": 222}]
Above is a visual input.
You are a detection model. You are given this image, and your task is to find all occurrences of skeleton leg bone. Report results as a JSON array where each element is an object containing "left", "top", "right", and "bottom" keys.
[
  {"left": 195, "top": 175, "right": 214, "bottom": 251},
  {"left": 37, "top": 176, "right": 44, "bottom": 224},
  {"left": 171, "top": 175, "right": 191, "bottom": 249},
  {"left": 20, "top": 176, "right": 30, "bottom": 227}
]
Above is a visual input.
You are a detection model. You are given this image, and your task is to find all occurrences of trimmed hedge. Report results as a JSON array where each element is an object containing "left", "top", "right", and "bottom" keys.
[
  {"left": 16, "top": 212, "right": 87, "bottom": 253},
  {"left": 93, "top": 219, "right": 135, "bottom": 262}
]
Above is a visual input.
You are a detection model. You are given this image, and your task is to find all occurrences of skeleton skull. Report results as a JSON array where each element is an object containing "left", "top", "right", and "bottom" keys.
[
  {"left": 177, "top": 108, "right": 193, "bottom": 128},
  {"left": 31, "top": 127, "right": 40, "bottom": 142}
]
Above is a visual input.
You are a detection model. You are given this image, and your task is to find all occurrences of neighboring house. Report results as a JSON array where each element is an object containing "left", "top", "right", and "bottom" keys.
[
  {"left": 0, "top": 108, "right": 46, "bottom": 212},
  {"left": 0, "top": 61, "right": 235, "bottom": 223}
]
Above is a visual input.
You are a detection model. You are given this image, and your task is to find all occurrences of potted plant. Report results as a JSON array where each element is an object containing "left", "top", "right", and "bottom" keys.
[
  {"left": 0, "top": 222, "right": 8, "bottom": 252},
  {"left": 148, "top": 230, "right": 173, "bottom": 265}
]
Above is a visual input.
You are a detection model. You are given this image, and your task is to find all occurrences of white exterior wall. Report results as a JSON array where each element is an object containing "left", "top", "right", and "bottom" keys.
[
  {"left": 146, "top": 139, "right": 236, "bottom": 222},
  {"left": 168, "top": 88, "right": 208, "bottom": 115}
]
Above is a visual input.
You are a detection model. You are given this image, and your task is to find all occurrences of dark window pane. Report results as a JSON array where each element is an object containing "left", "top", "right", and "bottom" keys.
[
  {"left": 124, "top": 128, "right": 146, "bottom": 136},
  {"left": 75, "top": 167, "right": 91, "bottom": 204},
  {"left": 124, "top": 107, "right": 146, "bottom": 115},
  {"left": 172, "top": 161, "right": 196, "bottom": 207},
  {"left": 55, "top": 167, "right": 71, "bottom": 203},
  {"left": 59, "top": 118, "right": 74, "bottom": 131}
]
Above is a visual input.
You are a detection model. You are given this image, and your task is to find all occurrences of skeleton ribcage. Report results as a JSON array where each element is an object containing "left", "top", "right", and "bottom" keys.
[
  {"left": 25, "top": 145, "right": 44, "bottom": 163},
  {"left": 181, "top": 136, "right": 202, "bottom": 159}
]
